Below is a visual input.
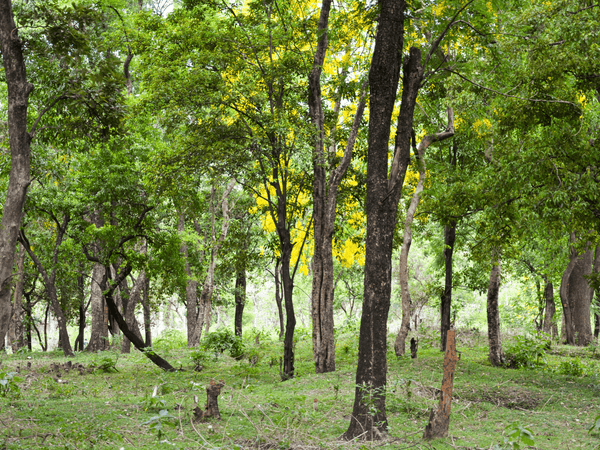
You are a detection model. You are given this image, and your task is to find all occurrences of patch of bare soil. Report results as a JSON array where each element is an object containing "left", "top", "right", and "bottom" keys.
[{"left": 456, "top": 386, "right": 543, "bottom": 410}]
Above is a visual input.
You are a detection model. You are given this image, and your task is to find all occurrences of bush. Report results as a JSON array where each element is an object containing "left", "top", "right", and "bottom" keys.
[
  {"left": 555, "top": 357, "right": 585, "bottom": 377},
  {"left": 153, "top": 329, "right": 187, "bottom": 351},
  {"left": 202, "top": 329, "right": 246, "bottom": 359},
  {"left": 504, "top": 334, "right": 550, "bottom": 369}
]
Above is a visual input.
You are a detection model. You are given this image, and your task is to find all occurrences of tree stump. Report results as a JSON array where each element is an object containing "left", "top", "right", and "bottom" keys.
[
  {"left": 410, "top": 337, "right": 418, "bottom": 359},
  {"left": 193, "top": 379, "right": 225, "bottom": 421},
  {"left": 423, "top": 329, "right": 459, "bottom": 439}
]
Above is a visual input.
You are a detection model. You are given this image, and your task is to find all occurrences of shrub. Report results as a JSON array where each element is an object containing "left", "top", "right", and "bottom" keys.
[
  {"left": 153, "top": 329, "right": 187, "bottom": 351},
  {"left": 202, "top": 328, "right": 246, "bottom": 359},
  {"left": 0, "top": 370, "right": 23, "bottom": 398},
  {"left": 504, "top": 334, "right": 550, "bottom": 369},
  {"left": 556, "top": 357, "right": 585, "bottom": 377}
]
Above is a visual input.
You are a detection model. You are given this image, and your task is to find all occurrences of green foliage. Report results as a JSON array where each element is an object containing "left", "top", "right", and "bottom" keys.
[
  {"left": 589, "top": 414, "right": 600, "bottom": 436},
  {"left": 90, "top": 354, "right": 119, "bottom": 373},
  {"left": 140, "top": 409, "right": 176, "bottom": 441},
  {"left": 494, "top": 422, "right": 536, "bottom": 450},
  {"left": 153, "top": 329, "right": 187, "bottom": 351},
  {"left": 555, "top": 357, "right": 585, "bottom": 377},
  {"left": 190, "top": 347, "right": 210, "bottom": 369},
  {"left": 202, "top": 329, "right": 246, "bottom": 360},
  {"left": 504, "top": 334, "right": 550, "bottom": 369},
  {"left": 0, "top": 370, "right": 23, "bottom": 398}
]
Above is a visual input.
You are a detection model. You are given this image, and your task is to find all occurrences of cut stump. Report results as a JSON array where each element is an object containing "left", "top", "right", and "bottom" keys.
[
  {"left": 423, "top": 329, "right": 459, "bottom": 439},
  {"left": 194, "top": 379, "right": 225, "bottom": 421}
]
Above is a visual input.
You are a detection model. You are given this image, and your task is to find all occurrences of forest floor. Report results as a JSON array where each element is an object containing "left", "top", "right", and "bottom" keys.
[{"left": 0, "top": 327, "right": 599, "bottom": 449}]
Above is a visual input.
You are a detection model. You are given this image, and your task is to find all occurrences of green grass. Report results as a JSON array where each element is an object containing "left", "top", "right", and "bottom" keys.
[{"left": 1, "top": 328, "right": 599, "bottom": 449}]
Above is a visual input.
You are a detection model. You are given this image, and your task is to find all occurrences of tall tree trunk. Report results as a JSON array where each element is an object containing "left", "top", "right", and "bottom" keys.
[
  {"left": 142, "top": 276, "right": 152, "bottom": 347},
  {"left": 280, "top": 233, "right": 296, "bottom": 380},
  {"left": 0, "top": 0, "right": 33, "bottom": 341},
  {"left": 440, "top": 221, "right": 456, "bottom": 351},
  {"left": 560, "top": 235, "right": 594, "bottom": 346},
  {"left": 8, "top": 243, "right": 25, "bottom": 351},
  {"left": 487, "top": 254, "right": 503, "bottom": 366},
  {"left": 121, "top": 271, "right": 145, "bottom": 353},
  {"left": 234, "top": 268, "right": 246, "bottom": 337},
  {"left": 345, "top": 0, "right": 410, "bottom": 439},
  {"left": 74, "top": 274, "right": 86, "bottom": 352},
  {"left": 87, "top": 263, "right": 108, "bottom": 351}
]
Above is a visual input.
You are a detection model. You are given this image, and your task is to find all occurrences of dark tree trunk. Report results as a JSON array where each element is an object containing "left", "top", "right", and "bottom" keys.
[
  {"left": 345, "top": 0, "right": 413, "bottom": 440},
  {"left": 142, "top": 275, "right": 152, "bottom": 347},
  {"left": 280, "top": 230, "right": 296, "bottom": 380},
  {"left": 541, "top": 276, "right": 557, "bottom": 337},
  {"left": 274, "top": 257, "right": 285, "bottom": 340},
  {"left": 0, "top": 0, "right": 33, "bottom": 341},
  {"left": 101, "top": 264, "right": 174, "bottom": 371},
  {"left": 74, "top": 274, "right": 86, "bottom": 352},
  {"left": 440, "top": 221, "right": 456, "bottom": 351},
  {"left": 121, "top": 271, "right": 145, "bottom": 353},
  {"left": 234, "top": 268, "right": 246, "bottom": 337},
  {"left": 487, "top": 254, "right": 503, "bottom": 366}
]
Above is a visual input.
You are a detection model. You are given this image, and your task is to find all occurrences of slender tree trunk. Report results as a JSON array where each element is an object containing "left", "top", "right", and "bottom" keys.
[
  {"left": 142, "top": 276, "right": 152, "bottom": 347},
  {"left": 8, "top": 243, "right": 25, "bottom": 351},
  {"left": 178, "top": 211, "right": 199, "bottom": 347},
  {"left": 487, "top": 254, "right": 503, "bottom": 366},
  {"left": 87, "top": 263, "right": 108, "bottom": 351},
  {"left": 234, "top": 268, "right": 246, "bottom": 337},
  {"left": 0, "top": 0, "right": 34, "bottom": 342},
  {"left": 440, "top": 221, "right": 456, "bottom": 351},
  {"left": 541, "top": 276, "right": 556, "bottom": 336},
  {"left": 121, "top": 271, "right": 145, "bottom": 353},
  {"left": 274, "top": 257, "right": 285, "bottom": 340},
  {"left": 74, "top": 274, "right": 86, "bottom": 352},
  {"left": 280, "top": 233, "right": 296, "bottom": 380}
]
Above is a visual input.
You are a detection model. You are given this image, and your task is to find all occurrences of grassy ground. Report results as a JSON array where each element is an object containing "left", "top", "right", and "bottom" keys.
[{"left": 1, "top": 327, "right": 599, "bottom": 449}]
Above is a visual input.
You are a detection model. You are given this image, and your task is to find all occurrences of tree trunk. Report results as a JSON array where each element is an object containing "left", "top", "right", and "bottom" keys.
[
  {"left": 440, "top": 221, "right": 456, "bottom": 351},
  {"left": 0, "top": 0, "right": 33, "bottom": 342},
  {"left": 178, "top": 211, "right": 199, "bottom": 347},
  {"left": 541, "top": 276, "right": 556, "bottom": 336},
  {"left": 560, "top": 235, "right": 594, "bottom": 346},
  {"left": 142, "top": 275, "right": 152, "bottom": 347},
  {"left": 280, "top": 233, "right": 296, "bottom": 380},
  {"left": 121, "top": 271, "right": 145, "bottom": 353},
  {"left": 234, "top": 268, "right": 246, "bottom": 337},
  {"left": 87, "top": 263, "right": 108, "bottom": 351},
  {"left": 74, "top": 274, "right": 86, "bottom": 352},
  {"left": 8, "top": 243, "right": 25, "bottom": 351},
  {"left": 487, "top": 254, "right": 503, "bottom": 366},
  {"left": 274, "top": 257, "right": 285, "bottom": 340},
  {"left": 345, "top": 0, "right": 411, "bottom": 439}
]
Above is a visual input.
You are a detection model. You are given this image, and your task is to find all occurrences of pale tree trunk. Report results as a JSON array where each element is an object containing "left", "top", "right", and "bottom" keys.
[
  {"left": 7, "top": 243, "right": 25, "bottom": 351},
  {"left": 487, "top": 253, "right": 503, "bottom": 366},
  {"left": 190, "top": 180, "right": 236, "bottom": 345},
  {"left": 394, "top": 110, "right": 454, "bottom": 357},
  {"left": 87, "top": 263, "right": 108, "bottom": 351},
  {"left": 0, "top": 0, "right": 33, "bottom": 341},
  {"left": 560, "top": 235, "right": 594, "bottom": 346}
]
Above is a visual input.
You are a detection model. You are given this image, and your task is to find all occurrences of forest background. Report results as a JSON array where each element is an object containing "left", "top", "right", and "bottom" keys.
[{"left": 1, "top": 0, "right": 600, "bottom": 445}]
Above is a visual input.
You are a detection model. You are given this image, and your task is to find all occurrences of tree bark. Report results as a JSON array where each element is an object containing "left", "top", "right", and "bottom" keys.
[
  {"left": 560, "top": 235, "right": 594, "bottom": 346},
  {"left": 178, "top": 211, "right": 199, "bottom": 347},
  {"left": 87, "top": 263, "right": 108, "bottom": 351},
  {"left": 142, "top": 275, "right": 152, "bottom": 347},
  {"left": 121, "top": 271, "right": 145, "bottom": 353},
  {"left": 541, "top": 276, "right": 557, "bottom": 337},
  {"left": 234, "top": 268, "right": 246, "bottom": 337},
  {"left": 0, "top": 0, "right": 34, "bottom": 341},
  {"left": 274, "top": 257, "right": 285, "bottom": 339},
  {"left": 344, "top": 0, "right": 410, "bottom": 439},
  {"left": 440, "top": 221, "right": 456, "bottom": 351},
  {"left": 486, "top": 254, "right": 503, "bottom": 366}
]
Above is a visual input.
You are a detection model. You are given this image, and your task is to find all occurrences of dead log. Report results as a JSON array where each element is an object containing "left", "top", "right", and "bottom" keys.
[
  {"left": 193, "top": 379, "right": 225, "bottom": 421},
  {"left": 424, "top": 329, "right": 459, "bottom": 439}
]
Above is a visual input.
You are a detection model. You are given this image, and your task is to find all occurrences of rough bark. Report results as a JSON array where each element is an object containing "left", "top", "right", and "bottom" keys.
[
  {"left": 486, "top": 254, "right": 503, "bottom": 366},
  {"left": 74, "top": 274, "right": 86, "bottom": 352},
  {"left": 423, "top": 329, "right": 459, "bottom": 439},
  {"left": 541, "top": 276, "right": 557, "bottom": 336},
  {"left": 560, "top": 235, "right": 594, "bottom": 346},
  {"left": 193, "top": 380, "right": 225, "bottom": 421},
  {"left": 0, "top": 0, "right": 34, "bottom": 341},
  {"left": 344, "top": 0, "right": 411, "bottom": 439},
  {"left": 440, "top": 222, "right": 456, "bottom": 351},
  {"left": 234, "top": 268, "right": 246, "bottom": 337},
  {"left": 394, "top": 109, "right": 454, "bottom": 357},
  {"left": 87, "top": 263, "right": 108, "bottom": 351},
  {"left": 142, "top": 275, "right": 152, "bottom": 347},
  {"left": 121, "top": 271, "right": 145, "bottom": 353},
  {"left": 274, "top": 257, "right": 284, "bottom": 340}
]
